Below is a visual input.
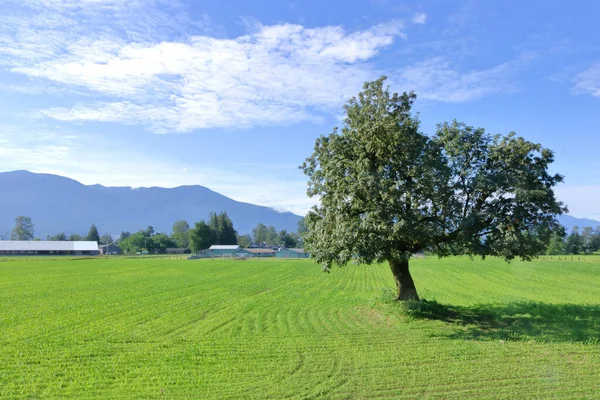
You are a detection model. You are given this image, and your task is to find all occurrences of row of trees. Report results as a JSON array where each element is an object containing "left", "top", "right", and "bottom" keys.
[
  {"left": 5, "top": 214, "right": 308, "bottom": 254},
  {"left": 546, "top": 226, "right": 600, "bottom": 255},
  {"left": 6, "top": 217, "right": 110, "bottom": 244}
]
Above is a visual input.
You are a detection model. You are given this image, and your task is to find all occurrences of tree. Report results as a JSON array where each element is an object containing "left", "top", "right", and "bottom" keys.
[
  {"left": 152, "top": 233, "right": 177, "bottom": 253},
  {"left": 11, "top": 216, "right": 35, "bottom": 241},
  {"left": 277, "top": 230, "right": 298, "bottom": 248},
  {"left": 217, "top": 212, "right": 237, "bottom": 245},
  {"left": 48, "top": 232, "right": 68, "bottom": 241},
  {"left": 546, "top": 233, "right": 566, "bottom": 255},
  {"left": 100, "top": 233, "right": 113, "bottom": 245},
  {"left": 581, "top": 226, "right": 594, "bottom": 254},
  {"left": 301, "top": 77, "right": 565, "bottom": 301},
  {"left": 144, "top": 226, "right": 155, "bottom": 237},
  {"left": 172, "top": 220, "right": 190, "bottom": 248},
  {"left": 565, "top": 226, "right": 584, "bottom": 255},
  {"left": 86, "top": 224, "right": 100, "bottom": 242},
  {"left": 116, "top": 231, "right": 131, "bottom": 244},
  {"left": 252, "top": 223, "right": 268, "bottom": 244},
  {"left": 237, "top": 234, "right": 252, "bottom": 248},
  {"left": 297, "top": 218, "right": 307, "bottom": 246},
  {"left": 590, "top": 227, "right": 600, "bottom": 253},
  {"left": 189, "top": 220, "right": 213, "bottom": 253},
  {"left": 119, "top": 231, "right": 147, "bottom": 254},
  {"left": 68, "top": 234, "right": 83, "bottom": 241}
]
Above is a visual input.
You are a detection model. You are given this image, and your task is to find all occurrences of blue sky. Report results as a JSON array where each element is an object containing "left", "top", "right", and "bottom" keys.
[{"left": 0, "top": 0, "right": 599, "bottom": 218}]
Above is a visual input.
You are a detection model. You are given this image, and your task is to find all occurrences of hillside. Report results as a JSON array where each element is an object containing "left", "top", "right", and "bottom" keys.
[{"left": 0, "top": 170, "right": 303, "bottom": 238}]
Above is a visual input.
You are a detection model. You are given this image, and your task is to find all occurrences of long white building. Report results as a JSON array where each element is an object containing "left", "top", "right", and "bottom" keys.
[{"left": 0, "top": 241, "right": 99, "bottom": 256}]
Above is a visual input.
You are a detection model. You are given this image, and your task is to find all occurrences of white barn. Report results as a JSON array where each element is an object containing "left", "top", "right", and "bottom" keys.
[{"left": 0, "top": 241, "right": 99, "bottom": 256}]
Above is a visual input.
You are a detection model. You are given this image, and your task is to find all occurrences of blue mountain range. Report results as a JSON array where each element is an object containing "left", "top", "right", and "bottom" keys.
[
  {"left": 0, "top": 170, "right": 303, "bottom": 238},
  {"left": 0, "top": 170, "right": 596, "bottom": 239}
]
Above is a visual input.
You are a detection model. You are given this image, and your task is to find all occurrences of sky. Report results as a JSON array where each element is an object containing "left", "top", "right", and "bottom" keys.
[{"left": 0, "top": 0, "right": 599, "bottom": 218}]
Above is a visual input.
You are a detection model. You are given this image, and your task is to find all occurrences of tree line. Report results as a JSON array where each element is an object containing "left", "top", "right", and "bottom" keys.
[
  {"left": 546, "top": 226, "right": 600, "bottom": 255},
  {"left": 3, "top": 214, "right": 307, "bottom": 254}
]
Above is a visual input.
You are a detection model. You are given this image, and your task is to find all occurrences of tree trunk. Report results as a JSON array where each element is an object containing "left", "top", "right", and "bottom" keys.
[{"left": 389, "top": 258, "right": 420, "bottom": 301}]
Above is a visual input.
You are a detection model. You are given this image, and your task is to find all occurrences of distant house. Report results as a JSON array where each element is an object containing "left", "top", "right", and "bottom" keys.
[
  {"left": 0, "top": 241, "right": 99, "bottom": 256},
  {"left": 99, "top": 244, "right": 122, "bottom": 255},
  {"left": 276, "top": 248, "right": 310, "bottom": 258},
  {"left": 166, "top": 248, "right": 190, "bottom": 254},
  {"left": 245, "top": 248, "right": 276, "bottom": 258}
]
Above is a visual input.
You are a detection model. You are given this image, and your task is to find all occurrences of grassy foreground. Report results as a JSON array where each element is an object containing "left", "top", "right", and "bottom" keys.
[{"left": 1, "top": 257, "right": 599, "bottom": 399}]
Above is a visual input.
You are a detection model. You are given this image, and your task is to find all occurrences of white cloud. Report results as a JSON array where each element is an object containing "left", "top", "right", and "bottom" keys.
[
  {"left": 572, "top": 62, "right": 600, "bottom": 97},
  {"left": 394, "top": 56, "right": 526, "bottom": 102},
  {"left": 412, "top": 12, "right": 427, "bottom": 24},
  {"left": 1, "top": 0, "right": 527, "bottom": 132}
]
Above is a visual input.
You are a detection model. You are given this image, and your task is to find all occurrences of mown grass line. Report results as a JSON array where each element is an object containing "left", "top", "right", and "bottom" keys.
[{"left": 1, "top": 257, "right": 599, "bottom": 399}]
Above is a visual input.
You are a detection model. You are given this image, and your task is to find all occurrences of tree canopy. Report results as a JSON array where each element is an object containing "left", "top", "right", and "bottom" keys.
[
  {"left": 171, "top": 220, "right": 191, "bottom": 248},
  {"left": 301, "top": 77, "right": 565, "bottom": 300},
  {"left": 86, "top": 224, "right": 100, "bottom": 243},
  {"left": 11, "top": 216, "right": 35, "bottom": 241}
]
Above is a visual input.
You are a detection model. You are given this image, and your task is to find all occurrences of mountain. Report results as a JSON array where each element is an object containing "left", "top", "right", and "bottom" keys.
[
  {"left": 0, "top": 171, "right": 303, "bottom": 238},
  {"left": 557, "top": 214, "right": 600, "bottom": 232}
]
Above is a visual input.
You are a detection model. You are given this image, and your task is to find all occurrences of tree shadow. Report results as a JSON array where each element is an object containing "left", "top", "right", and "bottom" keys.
[{"left": 405, "top": 300, "right": 600, "bottom": 343}]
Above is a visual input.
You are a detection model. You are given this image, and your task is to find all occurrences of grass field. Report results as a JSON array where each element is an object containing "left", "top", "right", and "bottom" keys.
[{"left": 1, "top": 256, "right": 600, "bottom": 399}]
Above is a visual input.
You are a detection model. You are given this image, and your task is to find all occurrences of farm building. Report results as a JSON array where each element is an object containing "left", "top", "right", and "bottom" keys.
[
  {"left": 0, "top": 241, "right": 99, "bottom": 256},
  {"left": 196, "top": 245, "right": 242, "bottom": 257},
  {"left": 99, "top": 244, "right": 122, "bottom": 255},
  {"left": 276, "top": 248, "right": 310, "bottom": 258},
  {"left": 245, "top": 248, "right": 276, "bottom": 258},
  {"left": 166, "top": 248, "right": 190, "bottom": 254}
]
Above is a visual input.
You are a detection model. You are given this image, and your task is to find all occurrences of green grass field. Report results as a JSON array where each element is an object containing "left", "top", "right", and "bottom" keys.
[{"left": 1, "top": 257, "right": 600, "bottom": 399}]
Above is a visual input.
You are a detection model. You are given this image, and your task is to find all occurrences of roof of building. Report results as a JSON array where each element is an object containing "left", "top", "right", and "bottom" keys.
[
  {"left": 245, "top": 248, "right": 276, "bottom": 253},
  {"left": 282, "top": 248, "right": 306, "bottom": 253},
  {"left": 209, "top": 245, "right": 241, "bottom": 250},
  {"left": 0, "top": 241, "right": 99, "bottom": 251}
]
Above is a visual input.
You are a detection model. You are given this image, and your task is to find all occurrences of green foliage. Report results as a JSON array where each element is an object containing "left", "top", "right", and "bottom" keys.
[
  {"left": 301, "top": 77, "right": 565, "bottom": 273},
  {"left": 10, "top": 216, "right": 34, "bottom": 241},
  {"left": 208, "top": 212, "right": 237, "bottom": 245},
  {"left": 189, "top": 220, "right": 213, "bottom": 253},
  {"left": 237, "top": 234, "right": 252, "bottom": 248},
  {"left": 151, "top": 233, "right": 177, "bottom": 253},
  {"left": 565, "top": 226, "right": 584, "bottom": 255},
  {"left": 68, "top": 234, "right": 83, "bottom": 241},
  {"left": 86, "top": 224, "right": 100, "bottom": 243},
  {"left": 47, "top": 232, "right": 67, "bottom": 241},
  {"left": 251, "top": 223, "right": 295, "bottom": 246},
  {"left": 171, "top": 220, "right": 190, "bottom": 248},
  {"left": 99, "top": 233, "right": 113, "bottom": 245},
  {"left": 546, "top": 233, "right": 566, "bottom": 255},
  {"left": 119, "top": 230, "right": 176, "bottom": 254},
  {"left": 252, "top": 223, "right": 269, "bottom": 244},
  {"left": 2, "top": 257, "right": 600, "bottom": 398},
  {"left": 116, "top": 231, "right": 131, "bottom": 244}
]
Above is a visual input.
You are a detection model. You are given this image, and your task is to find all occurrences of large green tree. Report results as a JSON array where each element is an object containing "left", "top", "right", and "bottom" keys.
[
  {"left": 301, "top": 77, "right": 565, "bottom": 301},
  {"left": 171, "top": 220, "right": 191, "bottom": 248},
  {"left": 11, "top": 216, "right": 35, "bottom": 241},
  {"left": 189, "top": 220, "right": 213, "bottom": 253},
  {"left": 86, "top": 224, "right": 100, "bottom": 242}
]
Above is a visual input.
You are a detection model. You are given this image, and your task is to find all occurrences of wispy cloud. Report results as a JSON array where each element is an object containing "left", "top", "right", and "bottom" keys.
[
  {"left": 412, "top": 12, "right": 427, "bottom": 24},
  {"left": 571, "top": 62, "right": 600, "bottom": 97},
  {"left": 394, "top": 56, "right": 529, "bottom": 102},
  {"left": 1, "top": 0, "right": 528, "bottom": 132}
]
